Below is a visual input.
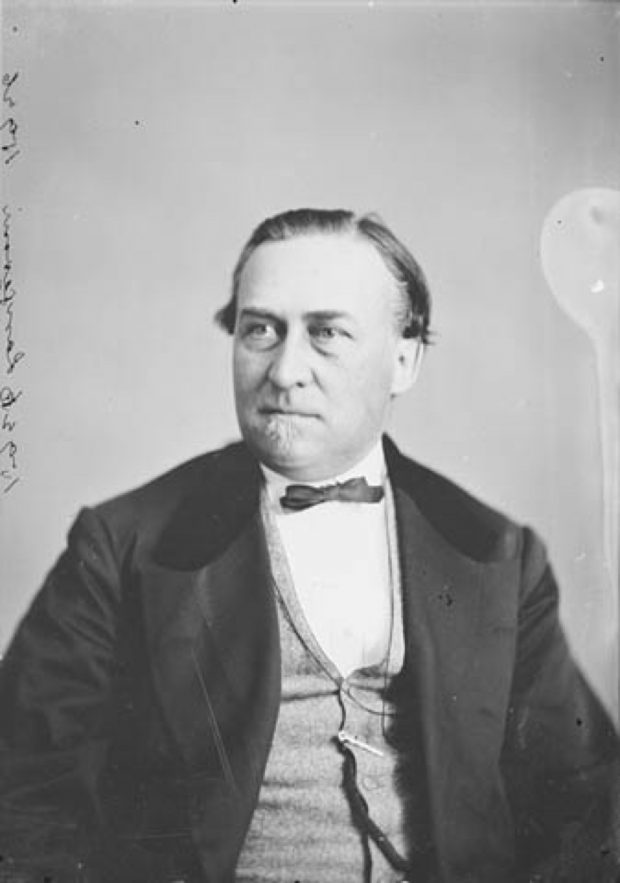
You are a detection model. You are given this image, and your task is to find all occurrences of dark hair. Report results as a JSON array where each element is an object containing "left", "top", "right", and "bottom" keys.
[{"left": 215, "top": 208, "right": 433, "bottom": 343}]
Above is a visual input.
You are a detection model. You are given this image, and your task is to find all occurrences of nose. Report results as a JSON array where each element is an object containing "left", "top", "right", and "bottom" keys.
[{"left": 267, "top": 335, "right": 313, "bottom": 390}]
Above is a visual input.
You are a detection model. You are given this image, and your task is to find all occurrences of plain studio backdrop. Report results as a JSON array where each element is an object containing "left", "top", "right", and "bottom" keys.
[{"left": 1, "top": 1, "right": 618, "bottom": 720}]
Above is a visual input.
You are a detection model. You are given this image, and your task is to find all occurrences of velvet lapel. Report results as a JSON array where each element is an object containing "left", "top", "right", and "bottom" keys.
[
  {"left": 386, "top": 441, "right": 521, "bottom": 879},
  {"left": 138, "top": 446, "right": 281, "bottom": 880}
]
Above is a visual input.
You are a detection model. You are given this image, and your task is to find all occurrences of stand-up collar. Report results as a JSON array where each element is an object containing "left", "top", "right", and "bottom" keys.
[{"left": 261, "top": 441, "right": 387, "bottom": 512}]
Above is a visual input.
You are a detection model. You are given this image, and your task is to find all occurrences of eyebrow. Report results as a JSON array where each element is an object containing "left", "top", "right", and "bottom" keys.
[
  {"left": 238, "top": 308, "right": 281, "bottom": 324},
  {"left": 238, "top": 307, "right": 355, "bottom": 324},
  {"left": 304, "top": 310, "right": 355, "bottom": 323}
]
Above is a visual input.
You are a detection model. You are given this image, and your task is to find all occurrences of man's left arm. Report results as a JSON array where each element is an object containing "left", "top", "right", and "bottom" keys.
[{"left": 501, "top": 527, "right": 619, "bottom": 881}]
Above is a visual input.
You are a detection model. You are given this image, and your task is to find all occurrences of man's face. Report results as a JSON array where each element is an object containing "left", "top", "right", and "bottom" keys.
[{"left": 233, "top": 233, "right": 419, "bottom": 481}]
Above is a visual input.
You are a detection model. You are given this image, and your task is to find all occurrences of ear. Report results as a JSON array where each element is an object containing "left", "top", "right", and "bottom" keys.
[{"left": 391, "top": 338, "right": 424, "bottom": 397}]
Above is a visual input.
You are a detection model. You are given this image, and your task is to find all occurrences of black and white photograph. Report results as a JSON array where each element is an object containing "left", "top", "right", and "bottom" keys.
[{"left": 1, "top": 2, "right": 619, "bottom": 881}]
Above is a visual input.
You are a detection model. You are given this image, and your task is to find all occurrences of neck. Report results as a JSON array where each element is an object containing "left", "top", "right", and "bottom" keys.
[{"left": 261, "top": 441, "right": 386, "bottom": 503}]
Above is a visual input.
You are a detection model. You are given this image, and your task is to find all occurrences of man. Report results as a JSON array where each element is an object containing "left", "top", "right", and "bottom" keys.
[{"left": 0, "top": 208, "right": 618, "bottom": 883}]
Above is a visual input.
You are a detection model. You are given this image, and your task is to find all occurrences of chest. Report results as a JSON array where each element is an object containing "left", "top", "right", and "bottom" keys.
[{"left": 267, "top": 493, "right": 400, "bottom": 677}]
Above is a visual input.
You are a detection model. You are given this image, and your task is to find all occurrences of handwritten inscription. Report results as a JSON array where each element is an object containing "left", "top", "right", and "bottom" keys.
[
  {"left": 1, "top": 206, "right": 23, "bottom": 494},
  {"left": 1, "top": 70, "right": 23, "bottom": 495},
  {"left": 2, "top": 72, "right": 20, "bottom": 165},
  {"left": 2, "top": 205, "right": 24, "bottom": 375},
  {"left": 0, "top": 439, "right": 18, "bottom": 495}
]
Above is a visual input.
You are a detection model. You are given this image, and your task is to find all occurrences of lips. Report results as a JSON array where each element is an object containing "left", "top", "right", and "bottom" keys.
[{"left": 260, "top": 407, "right": 317, "bottom": 418}]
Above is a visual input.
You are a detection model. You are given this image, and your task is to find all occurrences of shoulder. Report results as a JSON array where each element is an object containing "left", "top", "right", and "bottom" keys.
[
  {"left": 96, "top": 441, "right": 248, "bottom": 511},
  {"left": 83, "top": 441, "right": 254, "bottom": 554},
  {"left": 385, "top": 437, "right": 525, "bottom": 564}
]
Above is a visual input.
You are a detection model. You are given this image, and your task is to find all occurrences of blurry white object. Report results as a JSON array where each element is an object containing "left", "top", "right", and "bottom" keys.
[{"left": 541, "top": 187, "right": 620, "bottom": 626}]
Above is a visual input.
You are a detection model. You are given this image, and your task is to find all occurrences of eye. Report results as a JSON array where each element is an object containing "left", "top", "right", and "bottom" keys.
[
  {"left": 248, "top": 323, "right": 272, "bottom": 338},
  {"left": 309, "top": 324, "right": 348, "bottom": 344},
  {"left": 239, "top": 321, "right": 279, "bottom": 348}
]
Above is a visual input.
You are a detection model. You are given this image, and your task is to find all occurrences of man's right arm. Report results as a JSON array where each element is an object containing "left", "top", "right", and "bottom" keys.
[{"left": 0, "top": 507, "right": 124, "bottom": 883}]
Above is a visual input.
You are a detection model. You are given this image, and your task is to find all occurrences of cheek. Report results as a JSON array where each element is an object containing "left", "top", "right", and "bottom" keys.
[
  {"left": 233, "top": 350, "right": 264, "bottom": 392},
  {"left": 324, "top": 363, "right": 390, "bottom": 426},
  {"left": 351, "top": 358, "right": 397, "bottom": 421},
  {"left": 344, "top": 347, "right": 395, "bottom": 395}
]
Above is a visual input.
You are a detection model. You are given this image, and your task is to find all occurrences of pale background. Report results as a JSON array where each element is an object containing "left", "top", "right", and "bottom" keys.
[{"left": 1, "top": 0, "right": 618, "bottom": 719}]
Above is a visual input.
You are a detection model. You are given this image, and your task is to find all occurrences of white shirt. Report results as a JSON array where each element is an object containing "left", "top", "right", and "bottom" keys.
[{"left": 261, "top": 443, "right": 394, "bottom": 678}]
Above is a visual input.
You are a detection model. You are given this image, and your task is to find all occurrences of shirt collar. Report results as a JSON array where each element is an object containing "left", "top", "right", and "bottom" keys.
[{"left": 260, "top": 441, "right": 387, "bottom": 511}]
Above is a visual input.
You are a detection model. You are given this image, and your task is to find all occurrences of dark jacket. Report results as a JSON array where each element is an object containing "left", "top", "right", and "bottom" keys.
[{"left": 1, "top": 438, "right": 618, "bottom": 883}]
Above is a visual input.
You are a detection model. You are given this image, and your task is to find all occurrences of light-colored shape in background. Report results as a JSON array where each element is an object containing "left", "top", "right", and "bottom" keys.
[
  {"left": 1, "top": 2, "right": 618, "bottom": 718},
  {"left": 541, "top": 188, "right": 620, "bottom": 717}
]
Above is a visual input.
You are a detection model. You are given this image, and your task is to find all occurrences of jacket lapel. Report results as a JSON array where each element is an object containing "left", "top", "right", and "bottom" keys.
[
  {"left": 138, "top": 445, "right": 281, "bottom": 880},
  {"left": 388, "top": 442, "right": 521, "bottom": 879},
  {"left": 141, "top": 517, "right": 280, "bottom": 783}
]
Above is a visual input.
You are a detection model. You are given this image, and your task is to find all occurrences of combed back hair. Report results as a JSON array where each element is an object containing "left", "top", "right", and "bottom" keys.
[{"left": 214, "top": 207, "right": 433, "bottom": 344}]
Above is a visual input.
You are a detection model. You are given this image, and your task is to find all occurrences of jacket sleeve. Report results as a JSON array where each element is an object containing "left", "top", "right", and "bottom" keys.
[
  {"left": 0, "top": 506, "right": 124, "bottom": 883},
  {"left": 501, "top": 527, "right": 620, "bottom": 881}
]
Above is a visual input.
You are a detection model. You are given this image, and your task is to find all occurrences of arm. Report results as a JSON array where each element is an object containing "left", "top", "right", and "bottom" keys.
[
  {"left": 501, "top": 528, "right": 619, "bottom": 881},
  {"left": 0, "top": 507, "right": 123, "bottom": 883}
]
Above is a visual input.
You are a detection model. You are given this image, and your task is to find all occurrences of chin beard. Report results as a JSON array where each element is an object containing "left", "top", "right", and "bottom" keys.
[{"left": 263, "top": 414, "right": 303, "bottom": 452}]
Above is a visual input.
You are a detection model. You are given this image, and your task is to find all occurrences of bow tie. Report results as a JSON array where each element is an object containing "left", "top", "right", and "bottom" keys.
[{"left": 280, "top": 477, "right": 385, "bottom": 512}]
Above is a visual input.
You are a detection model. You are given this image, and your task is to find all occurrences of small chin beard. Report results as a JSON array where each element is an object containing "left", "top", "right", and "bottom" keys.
[{"left": 262, "top": 414, "right": 302, "bottom": 455}]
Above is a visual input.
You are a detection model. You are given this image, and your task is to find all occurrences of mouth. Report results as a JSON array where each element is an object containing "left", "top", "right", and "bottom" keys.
[{"left": 260, "top": 407, "right": 317, "bottom": 419}]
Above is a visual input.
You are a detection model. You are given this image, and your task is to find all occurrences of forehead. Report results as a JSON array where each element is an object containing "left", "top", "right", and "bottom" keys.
[{"left": 236, "top": 233, "right": 396, "bottom": 316}]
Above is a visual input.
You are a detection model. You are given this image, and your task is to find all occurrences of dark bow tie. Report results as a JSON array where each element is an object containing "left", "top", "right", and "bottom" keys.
[{"left": 280, "top": 477, "right": 384, "bottom": 512}]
